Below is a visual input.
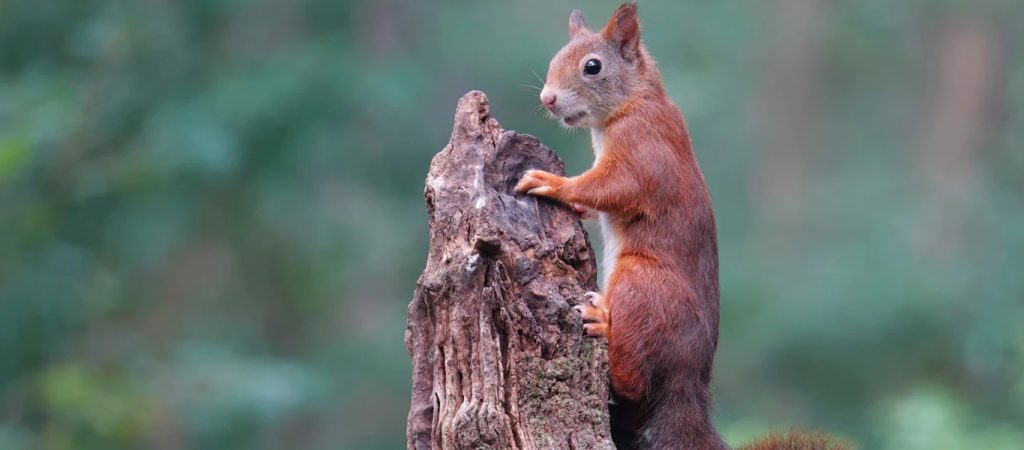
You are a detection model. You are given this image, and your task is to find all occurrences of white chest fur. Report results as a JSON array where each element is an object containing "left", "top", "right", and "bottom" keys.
[
  {"left": 598, "top": 213, "right": 620, "bottom": 289},
  {"left": 590, "top": 128, "right": 619, "bottom": 288},
  {"left": 590, "top": 128, "right": 606, "bottom": 165}
]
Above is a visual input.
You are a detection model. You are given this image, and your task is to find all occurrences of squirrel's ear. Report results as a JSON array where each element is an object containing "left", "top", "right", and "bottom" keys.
[
  {"left": 602, "top": 3, "right": 641, "bottom": 61},
  {"left": 568, "top": 9, "right": 588, "bottom": 38}
]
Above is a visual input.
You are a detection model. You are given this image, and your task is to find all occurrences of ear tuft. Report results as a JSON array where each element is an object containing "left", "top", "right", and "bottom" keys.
[
  {"left": 602, "top": 3, "right": 641, "bottom": 60},
  {"left": 568, "top": 10, "right": 588, "bottom": 38}
]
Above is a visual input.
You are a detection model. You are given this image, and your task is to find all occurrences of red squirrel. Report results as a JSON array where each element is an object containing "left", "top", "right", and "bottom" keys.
[{"left": 516, "top": 4, "right": 848, "bottom": 450}]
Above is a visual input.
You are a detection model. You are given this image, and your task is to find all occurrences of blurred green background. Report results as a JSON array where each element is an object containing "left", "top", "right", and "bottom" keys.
[{"left": 1, "top": 0, "right": 1023, "bottom": 449}]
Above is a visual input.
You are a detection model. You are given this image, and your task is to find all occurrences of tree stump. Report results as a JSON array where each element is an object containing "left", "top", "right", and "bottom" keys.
[{"left": 406, "top": 91, "right": 614, "bottom": 450}]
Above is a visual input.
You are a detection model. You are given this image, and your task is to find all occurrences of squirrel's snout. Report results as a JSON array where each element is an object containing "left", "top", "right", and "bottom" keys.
[{"left": 540, "top": 89, "right": 558, "bottom": 111}]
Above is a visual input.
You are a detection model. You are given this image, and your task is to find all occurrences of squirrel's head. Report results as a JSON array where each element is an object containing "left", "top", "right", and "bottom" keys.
[{"left": 540, "top": 3, "right": 646, "bottom": 128}]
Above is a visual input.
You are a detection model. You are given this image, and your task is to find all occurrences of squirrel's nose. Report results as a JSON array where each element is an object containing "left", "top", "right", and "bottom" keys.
[{"left": 540, "top": 91, "right": 557, "bottom": 109}]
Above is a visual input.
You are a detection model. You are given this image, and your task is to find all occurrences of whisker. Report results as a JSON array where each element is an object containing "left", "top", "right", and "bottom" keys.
[{"left": 530, "top": 70, "right": 545, "bottom": 85}]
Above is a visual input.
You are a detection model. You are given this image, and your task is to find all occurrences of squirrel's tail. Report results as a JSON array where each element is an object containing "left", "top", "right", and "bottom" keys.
[{"left": 738, "top": 430, "right": 852, "bottom": 450}]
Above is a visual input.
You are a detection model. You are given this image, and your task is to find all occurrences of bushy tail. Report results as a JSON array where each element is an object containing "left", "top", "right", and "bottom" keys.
[{"left": 739, "top": 430, "right": 852, "bottom": 450}]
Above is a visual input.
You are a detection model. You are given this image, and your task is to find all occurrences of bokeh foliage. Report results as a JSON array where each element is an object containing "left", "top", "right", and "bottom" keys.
[{"left": 1, "top": 1, "right": 1023, "bottom": 449}]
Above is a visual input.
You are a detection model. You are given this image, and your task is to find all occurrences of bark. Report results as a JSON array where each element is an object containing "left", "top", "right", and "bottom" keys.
[{"left": 406, "top": 91, "right": 613, "bottom": 450}]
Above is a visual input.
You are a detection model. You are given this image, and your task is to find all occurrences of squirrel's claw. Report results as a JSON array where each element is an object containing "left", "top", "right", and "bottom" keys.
[
  {"left": 528, "top": 186, "right": 554, "bottom": 196},
  {"left": 516, "top": 169, "right": 564, "bottom": 199},
  {"left": 515, "top": 169, "right": 544, "bottom": 193},
  {"left": 575, "top": 291, "right": 609, "bottom": 337},
  {"left": 583, "top": 322, "right": 608, "bottom": 337}
]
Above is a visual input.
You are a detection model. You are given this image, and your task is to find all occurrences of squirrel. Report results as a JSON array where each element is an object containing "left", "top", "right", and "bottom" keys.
[{"left": 516, "top": 4, "right": 848, "bottom": 450}]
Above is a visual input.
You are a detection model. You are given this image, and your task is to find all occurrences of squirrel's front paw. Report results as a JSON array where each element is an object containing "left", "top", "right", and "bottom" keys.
[
  {"left": 573, "top": 291, "right": 609, "bottom": 337},
  {"left": 515, "top": 169, "right": 564, "bottom": 198}
]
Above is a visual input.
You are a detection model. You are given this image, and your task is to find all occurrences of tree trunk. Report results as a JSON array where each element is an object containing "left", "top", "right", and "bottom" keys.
[
  {"left": 406, "top": 91, "right": 614, "bottom": 450},
  {"left": 751, "top": 0, "right": 825, "bottom": 240},
  {"left": 912, "top": 15, "right": 997, "bottom": 262}
]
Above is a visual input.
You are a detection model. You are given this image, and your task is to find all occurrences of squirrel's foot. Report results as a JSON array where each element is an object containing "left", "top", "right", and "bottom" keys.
[{"left": 573, "top": 291, "right": 609, "bottom": 337}]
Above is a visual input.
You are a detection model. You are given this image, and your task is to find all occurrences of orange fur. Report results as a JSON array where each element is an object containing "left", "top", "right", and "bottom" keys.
[
  {"left": 517, "top": 4, "right": 723, "bottom": 448},
  {"left": 518, "top": 4, "right": 844, "bottom": 449},
  {"left": 739, "top": 431, "right": 852, "bottom": 450}
]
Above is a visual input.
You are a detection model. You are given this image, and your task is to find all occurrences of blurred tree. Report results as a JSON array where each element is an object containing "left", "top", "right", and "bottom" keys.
[{"left": 0, "top": 1, "right": 1022, "bottom": 449}]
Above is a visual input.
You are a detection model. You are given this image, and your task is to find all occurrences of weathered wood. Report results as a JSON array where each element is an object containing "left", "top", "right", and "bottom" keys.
[{"left": 406, "top": 91, "right": 613, "bottom": 450}]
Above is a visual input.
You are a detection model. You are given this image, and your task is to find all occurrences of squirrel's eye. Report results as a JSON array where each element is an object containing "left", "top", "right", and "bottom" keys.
[{"left": 583, "top": 58, "right": 602, "bottom": 76}]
